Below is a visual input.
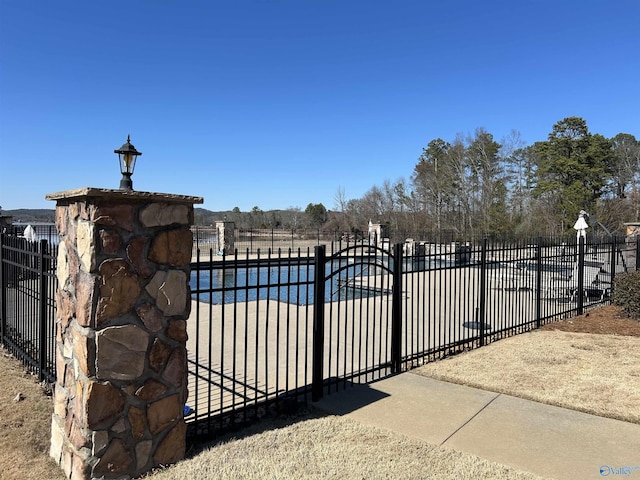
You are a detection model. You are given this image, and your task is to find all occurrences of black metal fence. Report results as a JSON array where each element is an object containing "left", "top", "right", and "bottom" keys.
[
  {"left": 1, "top": 230, "right": 638, "bottom": 442},
  {"left": 0, "top": 234, "right": 57, "bottom": 382},
  {"left": 186, "top": 234, "right": 639, "bottom": 439}
]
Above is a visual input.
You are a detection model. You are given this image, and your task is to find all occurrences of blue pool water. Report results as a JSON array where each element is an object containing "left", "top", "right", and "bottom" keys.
[
  {"left": 190, "top": 254, "right": 478, "bottom": 305},
  {"left": 190, "top": 259, "right": 378, "bottom": 305}
]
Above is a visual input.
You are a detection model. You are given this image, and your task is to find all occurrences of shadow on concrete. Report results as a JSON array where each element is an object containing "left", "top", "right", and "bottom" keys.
[{"left": 312, "top": 379, "right": 391, "bottom": 415}]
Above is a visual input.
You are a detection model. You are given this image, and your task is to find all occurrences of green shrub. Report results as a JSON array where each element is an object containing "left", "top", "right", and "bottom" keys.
[{"left": 613, "top": 271, "right": 640, "bottom": 319}]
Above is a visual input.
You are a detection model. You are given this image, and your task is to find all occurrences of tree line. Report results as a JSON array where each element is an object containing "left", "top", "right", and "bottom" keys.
[
  {"left": 333, "top": 117, "right": 640, "bottom": 238},
  {"left": 195, "top": 204, "right": 328, "bottom": 230},
  {"left": 196, "top": 117, "right": 639, "bottom": 240}
]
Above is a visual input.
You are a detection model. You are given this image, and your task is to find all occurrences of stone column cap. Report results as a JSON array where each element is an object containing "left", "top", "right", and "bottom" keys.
[{"left": 46, "top": 187, "right": 204, "bottom": 205}]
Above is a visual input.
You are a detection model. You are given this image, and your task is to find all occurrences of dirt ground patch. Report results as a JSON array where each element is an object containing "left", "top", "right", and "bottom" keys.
[{"left": 539, "top": 304, "right": 640, "bottom": 336}]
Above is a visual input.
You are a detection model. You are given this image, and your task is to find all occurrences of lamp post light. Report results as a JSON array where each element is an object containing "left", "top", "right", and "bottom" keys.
[{"left": 114, "top": 134, "right": 142, "bottom": 190}]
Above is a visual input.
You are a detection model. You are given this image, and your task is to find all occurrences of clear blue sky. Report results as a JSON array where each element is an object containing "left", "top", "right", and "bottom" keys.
[{"left": 1, "top": 0, "right": 639, "bottom": 212}]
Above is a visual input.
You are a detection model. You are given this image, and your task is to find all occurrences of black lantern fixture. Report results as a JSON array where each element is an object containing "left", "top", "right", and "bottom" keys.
[{"left": 114, "top": 134, "right": 142, "bottom": 191}]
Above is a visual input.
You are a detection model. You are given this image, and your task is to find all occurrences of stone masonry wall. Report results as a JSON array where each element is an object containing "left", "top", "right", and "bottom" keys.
[{"left": 49, "top": 197, "right": 194, "bottom": 480}]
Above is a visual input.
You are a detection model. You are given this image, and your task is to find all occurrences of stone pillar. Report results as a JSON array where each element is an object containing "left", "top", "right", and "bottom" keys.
[
  {"left": 368, "top": 222, "right": 384, "bottom": 246},
  {"left": 46, "top": 187, "right": 203, "bottom": 480},
  {"left": 624, "top": 222, "right": 640, "bottom": 267},
  {"left": 0, "top": 213, "right": 13, "bottom": 231},
  {"left": 624, "top": 222, "right": 640, "bottom": 238},
  {"left": 215, "top": 221, "right": 235, "bottom": 256}
]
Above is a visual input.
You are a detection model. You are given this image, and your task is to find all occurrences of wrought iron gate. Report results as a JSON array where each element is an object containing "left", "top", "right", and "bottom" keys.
[{"left": 311, "top": 243, "right": 400, "bottom": 401}]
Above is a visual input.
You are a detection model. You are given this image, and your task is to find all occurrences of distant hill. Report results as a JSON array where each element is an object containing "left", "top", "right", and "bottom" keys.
[
  {"left": 1, "top": 207, "right": 315, "bottom": 230},
  {"left": 193, "top": 207, "right": 311, "bottom": 229},
  {"left": 2, "top": 208, "right": 217, "bottom": 224},
  {"left": 2, "top": 208, "right": 251, "bottom": 225},
  {"left": 195, "top": 207, "right": 227, "bottom": 225},
  {"left": 3, "top": 209, "right": 56, "bottom": 223}
]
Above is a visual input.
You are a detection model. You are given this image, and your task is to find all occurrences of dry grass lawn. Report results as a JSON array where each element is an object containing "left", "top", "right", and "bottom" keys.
[
  {"left": 415, "top": 305, "right": 640, "bottom": 424},
  {"left": 145, "top": 414, "right": 544, "bottom": 480},
  {"left": 1, "top": 305, "right": 637, "bottom": 480},
  {"left": 0, "top": 351, "right": 63, "bottom": 480},
  {"left": 0, "top": 349, "right": 544, "bottom": 480}
]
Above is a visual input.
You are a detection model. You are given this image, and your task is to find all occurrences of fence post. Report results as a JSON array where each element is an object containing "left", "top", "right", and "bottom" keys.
[
  {"left": 312, "top": 245, "right": 326, "bottom": 402},
  {"left": 535, "top": 239, "right": 542, "bottom": 328},
  {"left": 478, "top": 237, "right": 488, "bottom": 347},
  {"left": 391, "top": 243, "right": 403, "bottom": 374},
  {"left": 610, "top": 236, "right": 617, "bottom": 300},
  {"left": 636, "top": 237, "right": 640, "bottom": 272},
  {"left": 577, "top": 236, "right": 585, "bottom": 315},
  {"left": 37, "top": 239, "right": 48, "bottom": 382},
  {"left": 0, "top": 234, "right": 5, "bottom": 342}
]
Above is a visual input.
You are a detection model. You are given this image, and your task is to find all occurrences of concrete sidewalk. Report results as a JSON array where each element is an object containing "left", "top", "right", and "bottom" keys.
[{"left": 313, "top": 373, "right": 640, "bottom": 480}]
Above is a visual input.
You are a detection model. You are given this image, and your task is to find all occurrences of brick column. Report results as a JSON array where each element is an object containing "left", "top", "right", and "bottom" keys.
[{"left": 46, "top": 188, "right": 203, "bottom": 480}]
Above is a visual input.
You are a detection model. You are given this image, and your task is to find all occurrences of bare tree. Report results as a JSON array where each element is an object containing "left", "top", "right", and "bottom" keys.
[{"left": 334, "top": 186, "right": 348, "bottom": 212}]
